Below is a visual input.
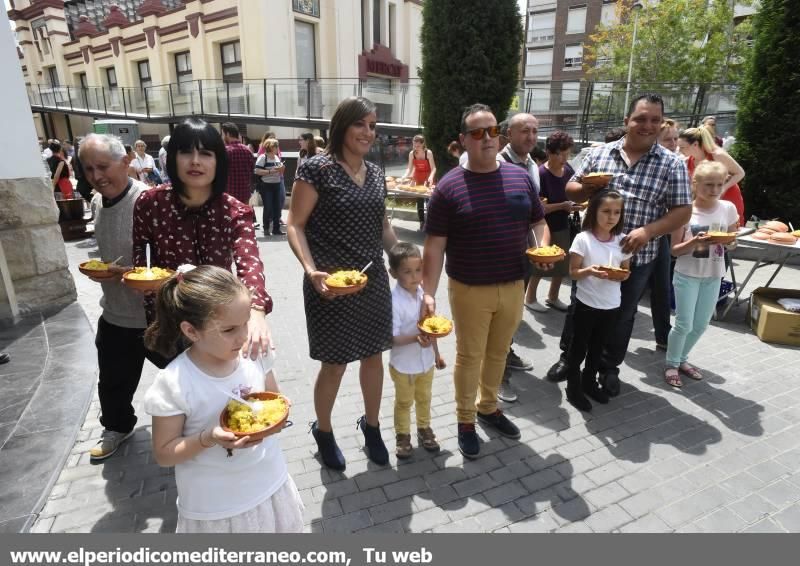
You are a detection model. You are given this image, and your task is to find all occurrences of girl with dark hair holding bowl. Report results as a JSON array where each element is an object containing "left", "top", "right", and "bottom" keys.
[
  {"left": 288, "top": 97, "right": 398, "bottom": 471},
  {"left": 132, "top": 118, "right": 273, "bottom": 361}
]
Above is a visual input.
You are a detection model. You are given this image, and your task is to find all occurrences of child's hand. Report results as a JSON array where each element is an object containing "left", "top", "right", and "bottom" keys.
[
  {"left": 211, "top": 426, "right": 262, "bottom": 450},
  {"left": 587, "top": 265, "right": 609, "bottom": 279},
  {"left": 435, "top": 356, "right": 447, "bottom": 370},
  {"left": 416, "top": 334, "right": 432, "bottom": 348}
]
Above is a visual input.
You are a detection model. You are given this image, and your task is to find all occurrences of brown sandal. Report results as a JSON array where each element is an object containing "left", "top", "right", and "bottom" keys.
[
  {"left": 417, "top": 427, "right": 440, "bottom": 452},
  {"left": 395, "top": 433, "right": 413, "bottom": 459},
  {"left": 679, "top": 363, "right": 703, "bottom": 381},
  {"left": 664, "top": 367, "right": 683, "bottom": 388}
]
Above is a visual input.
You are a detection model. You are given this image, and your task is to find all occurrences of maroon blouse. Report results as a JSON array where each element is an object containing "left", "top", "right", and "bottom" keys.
[{"left": 132, "top": 186, "right": 272, "bottom": 313}]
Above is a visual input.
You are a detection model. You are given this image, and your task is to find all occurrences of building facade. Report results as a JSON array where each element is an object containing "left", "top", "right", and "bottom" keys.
[{"left": 8, "top": 0, "right": 425, "bottom": 144}]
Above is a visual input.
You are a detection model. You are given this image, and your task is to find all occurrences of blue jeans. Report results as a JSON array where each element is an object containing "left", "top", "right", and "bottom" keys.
[
  {"left": 666, "top": 272, "right": 720, "bottom": 367},
  {"left": 257, "top": 182, "right": 282, "bottom": 233}
]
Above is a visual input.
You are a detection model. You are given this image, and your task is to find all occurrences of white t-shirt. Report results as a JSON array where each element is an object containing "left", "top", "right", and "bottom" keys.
[
  {"left": 570, "top": 231, "right": 632, "bottom": 310},
  {"left": 675, "top": 200, "right": 738, "bottom": 279},
  {"left": 255, "top": 153, "right": 282, "bottom": 184},
  {"left": 132, "top": 153, "right": 156, "bottom": 182},
  {"left": 143, "top": 352, "right": 288, "bottom": 521},
  {"left": 390, "top": 284, "right": 435, "bottom": 375}
]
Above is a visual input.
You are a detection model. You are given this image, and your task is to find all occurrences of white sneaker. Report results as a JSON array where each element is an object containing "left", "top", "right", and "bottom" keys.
[
  {"left": 525, "top": 301, "right": 548, "bottom": 313},
  {"left": 497, "top": 381, "right": 518, "bottom": 403},
  {"left": 546, "top": 298, "right": 569, "bottom": 312},
  {"left": 89, "top": 429, "right": 134, "bottom": 461}
]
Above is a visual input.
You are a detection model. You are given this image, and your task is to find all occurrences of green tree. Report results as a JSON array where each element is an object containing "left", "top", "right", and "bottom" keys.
[
  {"left": 584, "top": 0, "right": 751, "bottom": 116},
  {"left": 419, "top": 0, "right": 522, "bottom": 176},
  {"left": 733, "top": 0, "right": 800, "bottom": 222}
]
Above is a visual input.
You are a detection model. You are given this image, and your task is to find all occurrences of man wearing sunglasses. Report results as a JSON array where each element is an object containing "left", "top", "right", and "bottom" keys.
[{"left": 422, "top": 103, "right": 552, "bottom": 459}]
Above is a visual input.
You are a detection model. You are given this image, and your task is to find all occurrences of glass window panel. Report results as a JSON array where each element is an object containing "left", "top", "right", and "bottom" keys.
[
  {"left": 566, "top": 6, "right": 587, "bottom": 34},
  {"left": 561, "top": 81, "right": 580, "bottom": 105},
  {"left": 564, "top": 44, "right": 583, "bottom": 69},
  {"left": 601, "top": 3, "right": 617, "bottom": 26}
]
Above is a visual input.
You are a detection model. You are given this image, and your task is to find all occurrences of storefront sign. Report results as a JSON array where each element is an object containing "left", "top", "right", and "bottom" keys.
[{"left": 358, "top": 44, "right": 409, "bottom": 82}]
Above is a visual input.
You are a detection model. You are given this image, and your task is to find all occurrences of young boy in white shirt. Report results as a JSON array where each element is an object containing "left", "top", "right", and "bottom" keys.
[{"left": 388, "top": 243, "right": 446, "bottom": 459}]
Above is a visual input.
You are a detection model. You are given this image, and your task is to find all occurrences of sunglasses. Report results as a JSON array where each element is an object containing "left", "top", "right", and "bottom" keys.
[{"left": 464, "top": 126, "right": 501, "bottom": 140}]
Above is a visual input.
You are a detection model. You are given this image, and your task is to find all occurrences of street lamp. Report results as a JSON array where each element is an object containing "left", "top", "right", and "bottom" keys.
[{"left": 623, "top": 1, "right": 644, "bottom": 115}]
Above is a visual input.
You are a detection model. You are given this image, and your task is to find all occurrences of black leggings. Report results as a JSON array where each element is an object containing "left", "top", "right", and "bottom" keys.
[{"left": 565, "top": 300, "right": 620, "bottom": 392}]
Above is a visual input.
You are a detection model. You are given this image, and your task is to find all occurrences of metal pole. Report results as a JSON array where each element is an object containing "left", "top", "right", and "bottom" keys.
[
  {"left": 623, "top": 4, "right": 643, "bottom": 116},
  {"left": 168, "top": 83, "right": 175, "bottom": 117},
  {"left": 101, "top": 86, "right": 108, "bottom": 116},
  {"left": 306, "top": 78, "right": 311, "bottom": 120},
  {"left": 198, "top": 80, "right": 204, "bottom": 115},
  {"left": 144, "top": 87, "right": 151, "bottom": 119},
  {"left": 226, "top": 81, "right": 231, "bottom": 117},
  {"left": 263, "top": 79, "right": 268, "bottom": 119},
  {"left": 122, "top": 88, "right": 128, "bottom": 116}
]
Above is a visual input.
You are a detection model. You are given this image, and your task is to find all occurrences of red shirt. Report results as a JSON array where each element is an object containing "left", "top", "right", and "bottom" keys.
[
  {"left": 225, "top": 142, "right": 256, "bottom": 204},
  {"left": 132, "top": 186, "right": 272, "bottom": 314}
]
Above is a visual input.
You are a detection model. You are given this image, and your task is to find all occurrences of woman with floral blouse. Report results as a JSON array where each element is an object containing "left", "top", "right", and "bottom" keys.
[{"left": 133, "top": 118, "right": 273, "bottom": 360}]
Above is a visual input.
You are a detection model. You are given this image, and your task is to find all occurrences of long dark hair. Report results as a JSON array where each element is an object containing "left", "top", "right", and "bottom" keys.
[
  {"left": 299, "top": 132, "right": 317, "bottom": 159},
  {"left": 166, "top": 118, "right": 228, "bottom": 198},
  {"left": 144, "top": 266, "right": 249, "bottom": 358},
  {"left": 325, "top": 96, "right": 376, "bottom": 160},
  {"left": 582, "top": 189, "right": 625, "bottom": 236}
]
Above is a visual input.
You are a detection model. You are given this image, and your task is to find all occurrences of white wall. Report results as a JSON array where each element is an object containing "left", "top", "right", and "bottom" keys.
[{"left": 0, "top": 9, "right": 48, "bottom": 180}]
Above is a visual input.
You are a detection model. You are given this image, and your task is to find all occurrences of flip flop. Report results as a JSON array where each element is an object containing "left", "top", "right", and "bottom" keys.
[
  {"left": 0, "top": 353, "right": 9, "bottom": 365},
  {"left": 679, "top": 363, "right": 703, "bottom": 381},
  {"left": 664, "top": 367, "right": 682, "bottom": 388}
]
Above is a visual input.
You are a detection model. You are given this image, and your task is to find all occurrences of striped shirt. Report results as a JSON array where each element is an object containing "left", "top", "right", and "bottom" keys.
[
  {"left": 570, "top": 137, "right": 691, "bottom": 266},
  {"left": 425, "top": 162, "right": 544, "bottom": 285}
]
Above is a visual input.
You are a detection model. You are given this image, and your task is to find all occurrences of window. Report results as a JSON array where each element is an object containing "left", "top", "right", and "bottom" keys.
[
  {"left": 388, "top": 3, "right": 396, "bottom": 53},
  {"left": 174, "top": 51, "right": 193, "bottom": 94},
  {"left": 373, "top": 0, "right": 382, "bottom": 46},
  {"left": 600, "top": 2, "right": 618, "bottom": 26},
  {"left": 566, "top": 6, "right": 587, "bottom": 34},
  {"left": 137, "top": 60, "right": 152, "bottom": 89},
  {"left": 527, "top": 11, "right": 555, "bottom": 45},
  {"left": 563, "top": 44, "right": 583, "bottom": 70},
  {"left": 292, "top": 0, "right": 319, "bottom": 17},
  {"left": 295, "top": 21, "right": 316, "bottom": 107},
  {"left": 106, "top": 67, "right": 118, "bottom": 89},
  {"left": 31, "top": 18, "right": 50, "bottom": 57},
  {"left": 79, "top": 73, "right": 88, "bottom": 89},
  {"left": 47, "top": 67, "right": 59, "bottom": 87},
  {"left": 525, "top": 48, "right": 552, "bottom": 79},
  {"left": 524, "top": 82, "right": 552, "bottom": 112},
  {"left": 220, "top": 41, "right": 242, "bottom": 82},
  {"left": 561, "top": 81, "right": 580, "bottom": 106}
]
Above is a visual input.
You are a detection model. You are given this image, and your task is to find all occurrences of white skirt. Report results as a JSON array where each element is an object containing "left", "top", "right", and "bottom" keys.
[{"left": 176, "top": 476, "right": 304, "bottom": 533}]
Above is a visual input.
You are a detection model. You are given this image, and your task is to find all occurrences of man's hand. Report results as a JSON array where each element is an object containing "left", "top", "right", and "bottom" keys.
[
  {"left": 421, "top": 293, "right": 436, "bottom": 319},
  {"left": 621, "top": 226, "right": 651, "bottom": 255}
]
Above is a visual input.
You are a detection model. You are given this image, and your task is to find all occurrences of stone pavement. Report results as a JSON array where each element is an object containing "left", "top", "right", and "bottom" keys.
[{"left": 23, "top": 213, "right": 800, "bottom": 533}]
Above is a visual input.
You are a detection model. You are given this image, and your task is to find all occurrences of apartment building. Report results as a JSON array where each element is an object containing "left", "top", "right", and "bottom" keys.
[{"left": 8, "top": 0, "right": 425, "bottom": 143}]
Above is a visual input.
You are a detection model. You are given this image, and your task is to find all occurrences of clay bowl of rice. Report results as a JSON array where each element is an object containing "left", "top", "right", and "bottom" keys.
[
  {"left": 418, "top": 315, "right": 453, "bottom": 338},
  {"left": 702, "top": 231, "right": 738, "bottom": 245},
  {"left": 526, "top": 245, "right": 566, "bottom": 264},
  {"left": 79, "top": 260, "right": 117, "bottom": 280},
  {"left": 122, "top": 267, "right": 174, "bottom": 292},
  {"left": 580, "top": 172, "right": 614, "bottom": 188},
  {"left": 597, "top": 265, "right": 630, "bottom": 282},
  {"left": 325, "top": 270, "right": 368, "bottom": 296},
  {"left": 220, "top": 392, "right": 290, "bottom": 441}
]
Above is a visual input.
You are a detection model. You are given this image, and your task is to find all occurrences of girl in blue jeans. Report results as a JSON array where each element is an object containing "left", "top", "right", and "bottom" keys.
[{"left": 665, "top": 161, "right": 738, "bottom": 387}]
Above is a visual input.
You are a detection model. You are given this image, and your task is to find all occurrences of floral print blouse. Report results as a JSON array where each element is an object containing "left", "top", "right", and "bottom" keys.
[{"left": 132, "top": 186, "right": 272, "bottom": 314}]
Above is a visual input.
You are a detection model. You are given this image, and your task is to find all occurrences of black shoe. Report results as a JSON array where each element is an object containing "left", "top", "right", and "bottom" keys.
[
  {"left": 0, "top": 353, "right": 9, "bottom": 365},
  {"left": 546, "top": 358, "right": 568, "bottom": 382},
  {"left": 310, "top": 421, "right": 346, "bottom": 471},
  {"left": 599, "top": 372, "right": 621, "bottom": 397},
  {"left": 476, "top": 409, "right": 521, "bottom": 439},
  {"left": 506, "top": 348, "right": 533, "bottom": 371},
  {"left": 358, "top": 416, "right": 389, "bottom": 466},
  {"left": 583, "top": 381, "right": 609, "bottom": 404},
  {"left": 272, "top": 230, "right": 286, "bottom": 236},
  {"left": 566, "top": 389, "right": 592, "bottom": 412},
  {"left": 457, "top": 423, "right": 480, "bottom": 459}
]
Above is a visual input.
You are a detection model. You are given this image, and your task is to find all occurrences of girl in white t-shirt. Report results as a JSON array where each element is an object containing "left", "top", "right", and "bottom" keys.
[
  {"left": 565, "top": 190, "right": 631, "bottom": 412},
  {"left": 143, "top": 265, "right": 303, "bottom": 533},
  {"left": 665, "top": 161, "right": 738, "bottom": 388}
]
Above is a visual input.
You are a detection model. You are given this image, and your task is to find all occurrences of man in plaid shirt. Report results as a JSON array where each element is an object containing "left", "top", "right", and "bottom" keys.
[
  {"left": 551, "top": 93, "right": 691, "bottom": 396},
  {"left": 221, "top": 122, "right": 256, "bottom": 205}
]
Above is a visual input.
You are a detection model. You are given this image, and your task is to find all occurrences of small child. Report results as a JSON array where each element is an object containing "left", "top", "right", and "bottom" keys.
[
  {"left": 388, "top": 243, "right": 445, "bottom": 459},
  {"left": 665, "top": 160, "right": 738, "bottom": 387},
  {"left": 143, "top": 265, "right": 303, "bottom": 533},
  {"left": 565, "top": 190, "right": 631, "bottom": 412}
]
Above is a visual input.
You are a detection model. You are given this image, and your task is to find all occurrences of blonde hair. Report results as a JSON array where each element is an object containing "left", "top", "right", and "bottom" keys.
[
  {"left": 660, "top": 118, "right": 678, "bottom": 132},
  {"left": 693, "top": 160, "right": 727, "bottom": 182},
  {"left": 680, "top": 127, "right": 716, "bottom": 154},
  {"left": 262, "top": 138, "right": 279, "bottom": 152}
]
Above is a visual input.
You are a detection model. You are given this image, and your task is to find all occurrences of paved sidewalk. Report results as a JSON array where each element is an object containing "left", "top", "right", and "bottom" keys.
[{"left": 24, "top": 214, "right": 800, "bottom": 533}]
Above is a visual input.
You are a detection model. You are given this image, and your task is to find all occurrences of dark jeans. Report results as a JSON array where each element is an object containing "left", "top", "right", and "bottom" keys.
[
  {"left": 558, "top": 280, "right": 579, "bottom": 355},
  {"left": 648, "top": 236, "right": 672, "bottom": 345},
  {"left": 95, "top": 317, "right": 171, "bottom": 434},
  {"left": 566, "top": 300, "right": 620, "bottom": 392},
  {"left": 257, "top": 182, "right": 282, "bottom": 233},
  {"left": 416, "top": 198, "right": 425, "bottom": 224}
]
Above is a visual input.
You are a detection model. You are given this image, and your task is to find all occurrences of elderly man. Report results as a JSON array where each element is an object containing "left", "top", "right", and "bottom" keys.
[
  {"left": 221, "top": 122, "right": 256, "bottom": 205},
  {"left": 80, "top": 134, "right": 155, "bottom": 461},
  {"left": 547, "top": 93, "right": 691, "bottom": 395},
  {"left": 422, "top": 103, "right": 550, "bottom": 459}
]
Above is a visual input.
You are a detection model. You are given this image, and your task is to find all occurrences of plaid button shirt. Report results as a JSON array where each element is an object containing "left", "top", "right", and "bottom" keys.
[
  {"left": 571, "top": 138, "right": 691, "bottom": 266},
  {"left": 225, "top": 142, "right": 256, "bottom": 204}
]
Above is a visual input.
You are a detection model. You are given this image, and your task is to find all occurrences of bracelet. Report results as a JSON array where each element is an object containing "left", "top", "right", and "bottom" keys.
[{"left": 198, "top": 428, "right": 216, "bottom": 448}]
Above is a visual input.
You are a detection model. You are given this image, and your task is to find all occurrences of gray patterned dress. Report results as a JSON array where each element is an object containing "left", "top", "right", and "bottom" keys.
[{"left": 295, "top": 154, "right": 393, "bottom": 364}]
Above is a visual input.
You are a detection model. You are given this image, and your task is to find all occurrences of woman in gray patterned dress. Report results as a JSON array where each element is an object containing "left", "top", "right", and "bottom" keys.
[{"left": 287, "top": 97, "right": 398, "bottom": 471}]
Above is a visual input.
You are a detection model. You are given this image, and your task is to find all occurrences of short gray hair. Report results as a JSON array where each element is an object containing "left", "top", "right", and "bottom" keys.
[
  {"left": 161, "top": 135, "right": 171, "bottom": 148},
  {"left": 78, "top": 133, "right": 127, "bottom": 161}
]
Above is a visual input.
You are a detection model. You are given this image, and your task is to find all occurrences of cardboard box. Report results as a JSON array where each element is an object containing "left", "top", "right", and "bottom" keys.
[{"left": 749, "top": 287, "right": 800, "bottom": 347}]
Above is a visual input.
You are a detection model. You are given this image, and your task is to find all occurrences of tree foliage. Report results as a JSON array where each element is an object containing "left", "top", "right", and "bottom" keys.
[
  {"left": 584, "top": 0, "right": 752, "bottom": 115},
  {"left": 419, "top": 0, "right": 522, "bottom": 176},
  {"left": 732, "top": 0, "right": 800, "bottom": 222}
]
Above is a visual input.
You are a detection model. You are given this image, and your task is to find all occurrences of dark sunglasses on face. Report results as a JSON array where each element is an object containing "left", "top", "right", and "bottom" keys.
[{"left": 464, "top": 126, "right": 501, "bottom": 140}]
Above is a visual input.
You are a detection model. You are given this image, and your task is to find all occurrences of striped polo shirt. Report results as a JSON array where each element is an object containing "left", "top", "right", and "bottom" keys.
[{"left": 425, "top": 162, "right": 544, "bottom": 285}]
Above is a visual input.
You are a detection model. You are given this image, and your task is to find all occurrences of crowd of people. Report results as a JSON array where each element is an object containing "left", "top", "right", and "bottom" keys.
[{"left": 59, "top": 90, "right": 747, "bottom": 533}]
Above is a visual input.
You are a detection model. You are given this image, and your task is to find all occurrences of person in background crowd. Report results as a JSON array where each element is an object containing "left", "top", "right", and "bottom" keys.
[
  {"left": 659, "top": 119, "right": 679, "bottom": 153},
  {"left": 124, "top": 145, "right": 138, "bottom": 180},
  {"left": 530, "top": 145, "right": 547, "bottom": 166},
  {"left": 159, "top": 136, "right": 171, "bottom": 183},
  {"left": 42, "top": 139, "right": 56, "bottom": 160},
  {"left": 422, "top": 103, "right": 550, "bottom": 459},
  {"left": 297, "top": 132, "right": 321, "bottom": 168},
  {"left": 605, "top": 127, "right": 627, "bottom": 144},
  {"left": 678, "top": 126, "right": 746, "bottom": 227},
  {"left": 254, "top": 138, "right": 285, "bottom": 236},
  {"left": 701, "top": 116, "right": 724, "bottom": 147},
  {"left": 447, "top": 141, "right": 463, "bottom": 160},
  {"left": 259, "top": 132, "right": 288, "bottom": 226},
  {"left": 71, "top": 136, "right": 94, "bottom": 201},
  {"left": 314, "top": 136, "right": 326, "bottom": 152},
  {"left": 221, "top": 122, "right": 256, "bottom": 205},
  {"left": 287, "top": 96, "right": 397, "bottom": 471},
  {"left": 402, "top": 134, "right": 437, "bottom": 231},
  {"left": 47, "top": 140, "right": 74, "bottom": 200},
  {"left": 131, "top": 140, "right": 155, "bottom": 184},
  {"left": 63, "top": 140, "right": 75, "bottom": 162},
  {"left": 547, "top": 94, "right": 691, "bottom": 394},
  {"left": 78, "top": 133, "right": 152, "bottom": 461}
]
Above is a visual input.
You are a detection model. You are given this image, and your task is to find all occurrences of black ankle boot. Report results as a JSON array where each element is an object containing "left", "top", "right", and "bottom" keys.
[
  {"left": 566, "top": 387, "right": 592, "bottom": 412},
  {"left": 310, "top": 421, "right": 346, "bottom": 471},
  {"left": 358, "top": 416, "right": 389, "bottom": 465}
]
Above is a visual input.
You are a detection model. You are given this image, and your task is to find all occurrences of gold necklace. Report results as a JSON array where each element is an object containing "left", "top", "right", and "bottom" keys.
[{"left": 340, "top": 159, "right": 366, "bottom": 186}]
